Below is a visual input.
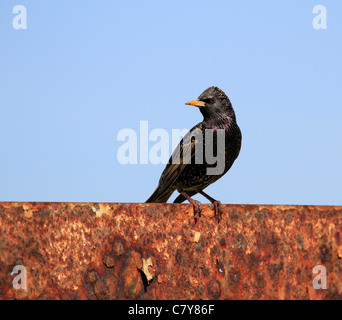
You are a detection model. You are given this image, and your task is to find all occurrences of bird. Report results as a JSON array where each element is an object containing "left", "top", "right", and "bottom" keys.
[{"left": 146, "top": 86, "right": 242, "bottom": 222}]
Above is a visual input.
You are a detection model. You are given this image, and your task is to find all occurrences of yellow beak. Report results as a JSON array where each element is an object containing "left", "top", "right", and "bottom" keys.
[{"left": 185, "top": 99, "right": 206, "bottom": 107}]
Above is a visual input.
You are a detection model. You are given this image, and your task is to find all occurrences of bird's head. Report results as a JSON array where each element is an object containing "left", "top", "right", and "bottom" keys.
[{"left": 185, "top": 86, "right": 235, "bottom": 120}]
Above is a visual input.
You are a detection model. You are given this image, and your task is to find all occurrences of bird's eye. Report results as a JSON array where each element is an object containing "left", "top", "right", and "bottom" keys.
[{"left": 202, "top": 97, "right": 215, "bottom": 104}]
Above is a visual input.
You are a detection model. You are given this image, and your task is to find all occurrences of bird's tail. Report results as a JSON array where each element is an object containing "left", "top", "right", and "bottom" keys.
[{"left": 146, "top": 186, "right": 174, "bottom": 203}]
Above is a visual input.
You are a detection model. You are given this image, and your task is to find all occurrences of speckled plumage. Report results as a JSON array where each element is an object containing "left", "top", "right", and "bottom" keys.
[{"left": 146, "top": 86, "right": 242, "bottom": 206}]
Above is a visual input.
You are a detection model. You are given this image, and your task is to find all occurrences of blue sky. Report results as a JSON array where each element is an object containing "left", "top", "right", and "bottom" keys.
[{"left": 0, "top": 1, "right": 341, "bottom": 205}]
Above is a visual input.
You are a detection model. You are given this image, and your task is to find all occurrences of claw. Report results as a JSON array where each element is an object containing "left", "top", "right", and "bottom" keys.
[
  {"left": 177, "top": 189, "right": 203, "bottom": 224},
  {"left": 191, "top": 199, "right": 203, "bottom": 224},
  {"left": 213, "top": 200, "right": 222, "bottom": 223},
  {"left": 198, "top": 190, "right": 223, "bottom": 223}
]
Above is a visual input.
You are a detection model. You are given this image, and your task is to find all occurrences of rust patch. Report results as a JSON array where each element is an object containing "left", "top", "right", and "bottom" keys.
[{"left": 0, "top": 202, "right": 342, "bottom": 299}]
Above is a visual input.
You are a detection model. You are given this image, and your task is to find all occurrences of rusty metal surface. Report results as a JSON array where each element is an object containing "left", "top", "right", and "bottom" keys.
[{"left": 0, "top": 202, "right": 342, "bottom": 300}]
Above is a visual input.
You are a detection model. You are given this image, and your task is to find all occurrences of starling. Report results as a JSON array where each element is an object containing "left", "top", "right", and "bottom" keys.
[{"left": 146, "top": 86, "right": 242, "bottom": 222}]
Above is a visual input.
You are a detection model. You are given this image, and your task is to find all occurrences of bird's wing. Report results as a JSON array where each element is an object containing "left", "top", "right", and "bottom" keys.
[{"left": 157, "top": 123, "right": 204, "bottom": 192}]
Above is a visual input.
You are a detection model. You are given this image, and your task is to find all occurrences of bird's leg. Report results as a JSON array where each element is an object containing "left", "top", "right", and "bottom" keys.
[
  {"left": 177, "top": 189, "right": 202, "bottom": 224},
  {"left": 198, "top": 190, "right": 222, "bottom": 222}
]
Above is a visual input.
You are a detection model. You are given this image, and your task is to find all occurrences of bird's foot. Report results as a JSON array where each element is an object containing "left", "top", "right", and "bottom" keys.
[
  {"left": 198, "top": 190, "right": 222, "bottom": 223},
  {"left": 177, "top": 189, "right": 203, "bottom": 224},
  {"left": 212, "top": 200, "right": 222, "bottom": 223},
  {"left": 189, "top": 199, "right": 203, "bottom": 224}
]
